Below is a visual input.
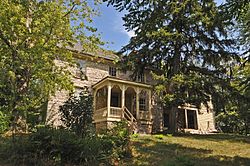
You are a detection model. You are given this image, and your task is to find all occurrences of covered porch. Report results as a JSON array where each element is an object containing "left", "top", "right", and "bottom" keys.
[{"left": 92, "top": 76, "right": 152, "bottom": 133}]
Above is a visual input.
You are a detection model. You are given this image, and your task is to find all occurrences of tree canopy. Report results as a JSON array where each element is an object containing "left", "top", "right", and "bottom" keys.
[
  {"left": 105, "top": 0, "right": 241, "bottom": 132},
  {"left": 0, "top": 0, "right": 102, "bottom": 132}
]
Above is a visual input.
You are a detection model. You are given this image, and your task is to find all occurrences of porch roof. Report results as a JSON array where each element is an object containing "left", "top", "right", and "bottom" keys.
[{"left": 92, "top": 76, "right": 152, "bottom": 90}]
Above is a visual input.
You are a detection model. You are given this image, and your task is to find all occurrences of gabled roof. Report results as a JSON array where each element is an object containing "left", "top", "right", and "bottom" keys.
[{"left": 68, "top": 43, "right": 120, "bottom": 61}]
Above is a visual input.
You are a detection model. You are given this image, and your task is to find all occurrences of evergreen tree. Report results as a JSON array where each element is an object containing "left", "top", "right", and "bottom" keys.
[
  {"left": 105, "top": 0, "right": 239, "bottom": 132},
  {"left": 215, "top": 0, "right": 250, "bottom": 134}
]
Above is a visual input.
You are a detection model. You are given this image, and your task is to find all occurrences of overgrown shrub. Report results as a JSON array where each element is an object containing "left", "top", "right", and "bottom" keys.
[
  {"left": 102, "top": 121, "right": 132, "bottom": 160},
  {"left": 216, "top": 111, "right": 245, "bottom": 134},
  {"left": 59, "top": 87, "right": 93, "bottom": 137},
  {"left": 0, "top": 122, "right": 132, "bottom": 165},
  {"left": 0, "top": 111, "right": 9, "bottom": 133}
]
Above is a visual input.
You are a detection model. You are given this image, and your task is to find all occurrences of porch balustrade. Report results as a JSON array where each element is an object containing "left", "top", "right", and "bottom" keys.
[
  {"left": 110, "top": 107, "right": 123, "bottom": 117},
  {"left": 94, "top": 106, "right": 151, "bottom": 122}
]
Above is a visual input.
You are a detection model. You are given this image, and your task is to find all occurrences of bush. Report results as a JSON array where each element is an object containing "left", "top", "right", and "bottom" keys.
[
  {"left": 216, "top": 111, "right": 245, "bottom": 134},
  {"left": 59, "top": 87, "right": 93, "bottom": 137},
  {"left": 100, "top": 121, "right": 132, "bottom": 162},
  {"left": 0, "top": 123, "right": 132, "bottom": 165},
  {"left": 0, "top": 111, "right": 9, "bottom": 133}
]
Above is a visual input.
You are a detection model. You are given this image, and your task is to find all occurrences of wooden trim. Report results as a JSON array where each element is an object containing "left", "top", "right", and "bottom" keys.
[{"left": 93, "top": 76, "right": 152, "bottom": 90}]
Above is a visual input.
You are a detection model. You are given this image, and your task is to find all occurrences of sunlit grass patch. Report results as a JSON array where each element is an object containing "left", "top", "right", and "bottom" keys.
[{"left": 127, "top": 134, "right": 250, "bottom": 166}]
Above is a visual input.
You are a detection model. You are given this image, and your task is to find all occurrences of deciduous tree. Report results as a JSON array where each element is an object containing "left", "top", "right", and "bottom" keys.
[{"left": 0, "top": 0, "right": 102, "bottom": 132}]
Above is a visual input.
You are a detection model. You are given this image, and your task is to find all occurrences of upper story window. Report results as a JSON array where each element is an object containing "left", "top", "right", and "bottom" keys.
[
  {"left": 137, "top": 73, "right": 145, "bottom": 83},
  {"left": 75, "top": 59, "right": 87, "bottom": 80},
  {"left": 109, "top": 66, "right": 117, "bottom": 76}
]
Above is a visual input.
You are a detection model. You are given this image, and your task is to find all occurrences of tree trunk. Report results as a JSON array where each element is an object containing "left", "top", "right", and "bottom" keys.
[
  {"left": 169, "top": 107, "right": 178, "bottom": 133},
  {"left": 168, "top": 39, "right": 181, "bottom": 133}
]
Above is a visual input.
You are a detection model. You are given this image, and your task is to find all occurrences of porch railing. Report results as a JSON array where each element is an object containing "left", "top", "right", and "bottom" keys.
[
  {"left": 122, "top": 106, "right": 138, "bottom": 133},
  {"left": 110, "top": 107, "right": 123, "bottom": 117},
  {"left": 94, "top": 106, "right": 138, "bottom": 133}
]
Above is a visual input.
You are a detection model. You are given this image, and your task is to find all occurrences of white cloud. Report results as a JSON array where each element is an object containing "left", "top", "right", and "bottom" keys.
[
  {"left": 112, "top": 12, "right": 135, "bottom": 38},
  {"left": 122, "top": 28, "right": 135, "bottom": 38}
]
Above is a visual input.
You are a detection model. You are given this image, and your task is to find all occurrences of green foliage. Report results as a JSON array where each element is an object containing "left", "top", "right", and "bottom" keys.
[
  {"left": 59, "top": 87, "right": 93, "bottom": 136},
  {"left": 154, "top": 134, "right": 164, "bottom": 140},
  {"left": 214, "top": 60, "right": 250, "bottom": 135},
  {"left": 0, "top": 0, "right": 103, "bottom": 132},
  {"left": 222, "top": 0, "right": 250, "bottom": 46},
  {"left": 216, "top": 111, "right": 245, "bottom": 133},
  {"left": 0, "top": 111, "right": 9, "bottom": 133},
  {"left": 131, "top": 133, "right": 139, "bottom": 138},
  {"left": 106, "top": 0, "right": 239, "bottom": 132},
  {"left": 0, "top": 125, "right": 132, "bottom": 165},
  {"left": 102, "top": 121, "right": 132, "bottom": 160}
]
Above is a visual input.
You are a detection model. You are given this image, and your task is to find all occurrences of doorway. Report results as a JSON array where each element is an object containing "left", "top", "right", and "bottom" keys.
[{"left": 187, "top": 110, "right": 197, "bottom": 129}]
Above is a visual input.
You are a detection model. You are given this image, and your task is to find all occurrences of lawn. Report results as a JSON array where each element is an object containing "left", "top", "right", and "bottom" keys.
[{"left": 124, "top": 134, "right": 250, "bottom": 166}]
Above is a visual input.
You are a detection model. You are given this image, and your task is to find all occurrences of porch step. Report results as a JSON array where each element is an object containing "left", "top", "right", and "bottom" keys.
[{"left": 122, "top": 106, "right": 138, "bottom": 133}]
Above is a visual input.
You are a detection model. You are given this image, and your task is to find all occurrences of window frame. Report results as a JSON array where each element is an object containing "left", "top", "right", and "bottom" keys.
[
  {"left": 139, "top": 98, "right": 147, "bottom": 111},
  {"left": 137, "top": 73, "right": 145, "bottom": 83},
  {"left": 109, "top": 66, "right": 117, "bottom": 77}
]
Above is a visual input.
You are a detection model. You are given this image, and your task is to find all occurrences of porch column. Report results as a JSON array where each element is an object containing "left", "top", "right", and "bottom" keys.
[
  {"left": 136, "top": 87, "right": 140, "bottom": 119},
  {"left": 185, "top": 109, "right": 188, "bottom": 128},
  {"left": 107, "top": 83, "right": 112, "bottom": 117},
  {"left": 121, "top": 85, "right": 125, "bottom": 108},
  {"left": 148, "top": 90, "right": 152, "bottom": 120}
]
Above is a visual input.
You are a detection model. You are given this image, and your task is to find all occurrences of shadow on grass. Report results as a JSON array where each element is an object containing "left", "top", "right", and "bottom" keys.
[
  {"left": 175, "top": 133, "right": 250, "bottom": 144},
  {"left": 127, "top": 137, "right": 250, "bottom": 166}
]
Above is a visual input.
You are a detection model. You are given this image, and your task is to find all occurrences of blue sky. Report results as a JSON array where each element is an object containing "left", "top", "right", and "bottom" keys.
[
  {"left": 93, "top": 0, "right": 225, "bottom": 52},
  {"left": 92, "top": 2, "right": 132, "bottom": 52}
]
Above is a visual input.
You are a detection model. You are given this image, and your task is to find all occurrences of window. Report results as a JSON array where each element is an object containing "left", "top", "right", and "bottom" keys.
[
  {"left": 97, "top": 88, "right": 106, "bottom": 97},
  {"left": 137, "top": 73, "right": 145, "bottom": 82},
  {"left": 75, "top": 60, "right": 87, "bottom": 80},
  {"left": 139, "top": 98, "right": 146, "bottom": 111},
  {"left": 109, "top": 66, "right": 117, "bottom": 76}
]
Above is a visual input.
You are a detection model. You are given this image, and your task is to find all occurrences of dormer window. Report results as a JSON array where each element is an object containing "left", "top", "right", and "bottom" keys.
[
  {"left": 137, "top": 73, "right": 145, "bottom": 82},
  {"left": 109, "top": 66, "right": 117, "bottom": 76}
]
